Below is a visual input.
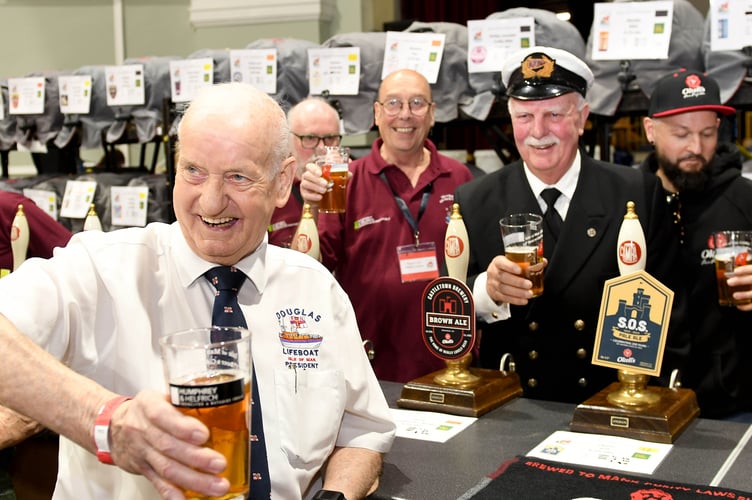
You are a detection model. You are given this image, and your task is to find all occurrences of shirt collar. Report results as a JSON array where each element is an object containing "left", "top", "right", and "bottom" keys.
[
  {"left": 523, "top": 149, "right": 581, "bottom": 212},
  {"left": 366, "top": 137, "right": 444, "bottom": 175},
  {"left": 172, "top": 222, "right": 269, "bottom": 295}
]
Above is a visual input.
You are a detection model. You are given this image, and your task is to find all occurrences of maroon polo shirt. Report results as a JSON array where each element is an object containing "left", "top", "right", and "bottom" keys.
[
  {"left": 317, "top": 139, "right": 474, "bottom": 382},
  {"left": 268, "top": 180, "right": 303, "bottom": 248},
  {"left": 0, "top": 192, "right": 72, "bottom": 270}
]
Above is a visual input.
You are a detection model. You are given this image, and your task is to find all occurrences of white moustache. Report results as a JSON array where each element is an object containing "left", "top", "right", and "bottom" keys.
[{"left": 524, "top": 136, "right": 560, "bottom": 148}]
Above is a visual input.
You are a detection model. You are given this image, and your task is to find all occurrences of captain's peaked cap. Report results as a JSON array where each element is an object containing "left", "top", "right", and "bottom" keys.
[{"left": 502, "top": 46, "right": 594, "bottom": 100}]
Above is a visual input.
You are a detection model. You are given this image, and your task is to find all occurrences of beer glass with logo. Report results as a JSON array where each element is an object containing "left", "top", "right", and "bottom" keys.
[
  {"left": 712, "top": 230, "right": 752, "bottom": 307},
  {"left": 160, "top": 327, "right": 251, "bottom": 500},
  {"left": 500, "top": 213, "right": 544, "bottom": 297},
  {"left": 315, "top": 146, "right": 350, "bottom": 213}
]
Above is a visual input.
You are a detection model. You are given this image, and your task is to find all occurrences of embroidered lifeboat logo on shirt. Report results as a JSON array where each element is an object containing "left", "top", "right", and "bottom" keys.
[{"left": 276, "top": 308, "right": 323, "bottom": 369}]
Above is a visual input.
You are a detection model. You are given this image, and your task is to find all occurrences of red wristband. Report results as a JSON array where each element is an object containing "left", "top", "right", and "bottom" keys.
[{"left": 94, "top": 396, "right": 132, "bottom": 465}]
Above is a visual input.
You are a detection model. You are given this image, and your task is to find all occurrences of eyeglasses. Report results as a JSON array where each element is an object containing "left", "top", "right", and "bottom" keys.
[
  {"left": 293, "top": 133, "right": 342, "bottom": 149},
  {"left": 376, "top": 97, "right": 433, "bottom": 117}
]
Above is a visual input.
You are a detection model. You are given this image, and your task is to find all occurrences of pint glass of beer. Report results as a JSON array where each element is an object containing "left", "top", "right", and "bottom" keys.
[
  {"left": 500, "top": 213, "right": 544, "bottom": 297},
  {"left": 160, "top": 327, "right": 251, "bottom": 500},
  {"left": 712, "top": 231, "right": 752, "bottom": 307},
  {"left": 315, "top": 146, "right": 350, "bottom": 213}
]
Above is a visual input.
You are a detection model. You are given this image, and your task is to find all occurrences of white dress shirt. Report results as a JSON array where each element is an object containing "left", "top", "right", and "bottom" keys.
[
  {"left": 0, "top": 222, "right": 395, "bottom": 499},
  {"left": 474, "top": 151, "right": 582, "bottom": 323}
]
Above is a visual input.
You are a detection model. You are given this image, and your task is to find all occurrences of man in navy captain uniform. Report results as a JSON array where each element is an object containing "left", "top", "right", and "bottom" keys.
[{"left": 454, "top": 46, "right": 688, "bottom": 403}]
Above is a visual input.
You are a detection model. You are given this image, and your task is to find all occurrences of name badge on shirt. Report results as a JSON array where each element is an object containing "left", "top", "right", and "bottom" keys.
[{"left": 397, "top": 242, "right": 439, "bottom": 283}]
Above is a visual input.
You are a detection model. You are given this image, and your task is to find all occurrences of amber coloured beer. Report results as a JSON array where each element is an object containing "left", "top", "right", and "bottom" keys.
[
  {"left": 506, "top": 245, "right": 544, "bottom": 297},
  {"left": 172, "top": 373, "right": 250, "bottom": 500},
  {"left": 500, "top": 213, "right": 544, "bottom": 298},
  {"left": 160, "top": 327, "right": 252, "bottom": 500},
  {"left": 316, "top": 146, "right": 349, "bottom": 213},
  {"left": 319, "top": 163, "right": 349, "bottom": 213},
  {"left": 715, "top": 246, "right": 752, "bottom": 307}
]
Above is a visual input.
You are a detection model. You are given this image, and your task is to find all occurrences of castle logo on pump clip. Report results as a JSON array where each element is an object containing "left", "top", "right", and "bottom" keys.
[
  {"left": 609, "top": 288, "right": 657, "bottom": 343},
  {"left": 421, "top": 277, "right": 475, "bottom": 360},
  {"left": 593, "top": 270, "right": 674, "bottom": 375}
]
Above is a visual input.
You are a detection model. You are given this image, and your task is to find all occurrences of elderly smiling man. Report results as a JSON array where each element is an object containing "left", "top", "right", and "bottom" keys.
[
  {"left": 0, "top": 82, "right": 395, "bottom": 500},
  {"left": 454, "top": 46, "right": 689, "bottom": 404}
]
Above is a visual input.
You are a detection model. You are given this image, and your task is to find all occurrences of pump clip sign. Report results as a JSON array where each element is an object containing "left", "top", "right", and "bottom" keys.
[{"left": 421, "top": 277, "right": 475, "bottom": 360}]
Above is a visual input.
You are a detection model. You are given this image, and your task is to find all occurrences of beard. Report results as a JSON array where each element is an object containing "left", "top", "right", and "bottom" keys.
[{"left": 655, "top": 151, "right": 710, "bottom": 193}]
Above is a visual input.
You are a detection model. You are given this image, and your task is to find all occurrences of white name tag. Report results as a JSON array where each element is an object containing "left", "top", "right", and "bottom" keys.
[{"left": 397, "top": 242, "right": 439, "bottom": 283}]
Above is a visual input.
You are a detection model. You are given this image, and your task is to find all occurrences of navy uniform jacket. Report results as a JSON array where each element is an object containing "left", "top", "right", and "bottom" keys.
[
  {"left": 641, "top": 144, "right": 752, "bottom": 418},
  {"left": 455, "top": 154, "right": 689, "bottom": 404}
]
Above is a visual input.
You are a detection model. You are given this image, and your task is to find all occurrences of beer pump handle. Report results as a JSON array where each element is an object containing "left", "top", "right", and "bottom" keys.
[
  {"left": 444, "top": 203, "right": 470, "bottom": 283},
  {"left": 11, "top": 204, "right": 29, "bottom": 272},
  {"left": 616, "top": 201, "right": 646, "bottom": 276},
  {"left": 83, "top": 204, "right": 103, "bottom": 232},
  {"left": 291, "top": 203, "right": 321, "bottom": 261}
]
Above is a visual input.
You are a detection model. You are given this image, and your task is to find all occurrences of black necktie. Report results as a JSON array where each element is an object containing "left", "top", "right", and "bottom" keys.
[
  {"left": 205, "top": 266, "right": 271, "bottom": 499},
  {"left": 541, "top": 188, "right": 563, "bottom": 259}
]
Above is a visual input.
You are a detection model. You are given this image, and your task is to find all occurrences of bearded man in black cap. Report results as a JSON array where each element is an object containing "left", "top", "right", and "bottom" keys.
[
  {"left": 454, "top": 46, "right": 688, "bottom": 404},
  {"left": 641, "top": 69, "right": 752, "bottom": 419}
]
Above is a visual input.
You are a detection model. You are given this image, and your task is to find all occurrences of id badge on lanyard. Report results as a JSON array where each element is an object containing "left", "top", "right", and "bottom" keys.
[
  {"left": 397, "top": 242, "right": 439, "bottom": 283},
  {"left": 379, "top": 171, "right": 438, "bottom": 283}
]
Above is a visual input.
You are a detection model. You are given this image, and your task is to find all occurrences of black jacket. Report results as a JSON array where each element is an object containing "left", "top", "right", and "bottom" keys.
[
  {"left": 641, "top": 143, "right": 752, "bottom": 418},
  {"left": 456, "top": 154, "right": 689, "bottom": 404}
]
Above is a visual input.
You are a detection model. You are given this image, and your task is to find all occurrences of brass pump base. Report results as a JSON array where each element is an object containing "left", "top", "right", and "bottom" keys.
[
  {"left": 571, "top": 370, "right": 699, "bottom": 443},
  {"left": 398, "top": 355, "right": 522, "bottom": 417}
]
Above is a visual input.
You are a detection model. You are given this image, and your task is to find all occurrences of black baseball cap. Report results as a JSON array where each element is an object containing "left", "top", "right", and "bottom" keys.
[
  {"left": 502, "top": 46, "right": 594, "bottom": 100},
  {"left": 648, "top": 69, "right": 735, "bottom": 118}
]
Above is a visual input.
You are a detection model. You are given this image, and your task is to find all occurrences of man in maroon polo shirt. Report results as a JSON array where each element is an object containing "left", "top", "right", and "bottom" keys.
[
  {"left": 0, "top": 191, "right": 72, "bottom": 274},
  {"left": 300, "top": 69, "right": 473, "bottom": 382},
  {"left": 268, "top": 97, "right": 341, "bottom": 248},
  {"left": 0, "top": 191, "right": 71, "bottom": 497}
]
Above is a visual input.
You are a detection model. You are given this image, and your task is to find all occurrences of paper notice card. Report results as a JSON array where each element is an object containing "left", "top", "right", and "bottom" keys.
[
  {"left": 7, "top": 77, "right": 45, "bottom": 115},
  {"left": 60, "top": 180, "right": 97, "bottom": 219},
  {"left": 467, "top": 18, "right": 535, "bottom": 73},
  {"left": 170, "top": 58, "right": 214, "bottom": 103},
  {"left": 104, "top": 64, "right": 146, "bottom": 107},
  {"left": 58, "top": 75, "right": 92, "bottom": 115},
  {"left": 23, "top": 188, "right": 59, "bottom": 221},
  {"left": 528, "top": 430, "right": 672, "bottom": 475},
  {"left": 709, "top": 0, "right": 752, "bottom": 52},
  {"left": 382, "top": 31, "right": 446, "bottom": 84},
  {"left": 590, "top": 1, "right": 674, "bottom": 61},
  {"left": 111, "top": 186, "right": 149, "bottom": 227},
  {"left": 308, "top": 47, "right": 361, "bottom": 96},
  {"left": 229, "top": 49, "right": 277, "bottom": 94},
  {"left": 390, "top": 408, "right": 477, "bottom": 443}
]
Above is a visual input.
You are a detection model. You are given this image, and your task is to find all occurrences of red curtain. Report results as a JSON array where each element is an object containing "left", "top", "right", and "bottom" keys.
[
  {"left": 398, "top": 1, "right": 592, "bottom": 42},
  {"left": 400, "top": 1, "right": 513, "bottom": 25}
]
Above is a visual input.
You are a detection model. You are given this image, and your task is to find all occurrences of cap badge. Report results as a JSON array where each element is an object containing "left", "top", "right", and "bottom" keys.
[
  {"left": 682, "top": 74, "right": 706, "bottom": 100},
  {"left": 684, "top": 74, "right": 701, "bottom": 89},
  {"left": 521, "top": 54, "right": 555, "bottom": 80}
]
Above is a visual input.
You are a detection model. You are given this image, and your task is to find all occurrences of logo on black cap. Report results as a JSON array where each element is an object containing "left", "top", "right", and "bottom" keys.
[
  {"left": 506, "top": 51, "right": 589, "bottom": 100},
  {"left": 521, "top": 53, "right": 555, "bottom": 80}
]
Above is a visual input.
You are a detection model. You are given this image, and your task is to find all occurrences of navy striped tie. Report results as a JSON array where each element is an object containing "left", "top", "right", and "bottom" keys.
[{"left": 205, "top": 266, "right": 271, "bottom": 499}]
